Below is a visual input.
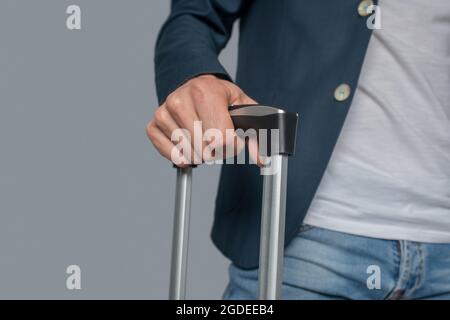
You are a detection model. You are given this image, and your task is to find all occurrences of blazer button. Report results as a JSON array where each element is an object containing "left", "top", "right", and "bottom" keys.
[
  {"left": 358, "top": 0, "right": 374, "bottom": 17},
  {"left": 334, "top": 83, "right": 351, "bottom": 102}
]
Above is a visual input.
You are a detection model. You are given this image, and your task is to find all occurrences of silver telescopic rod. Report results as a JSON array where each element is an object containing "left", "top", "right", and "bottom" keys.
[
  {"left": 258, "top": 154, "right": 288, "bottom": 300},
  {"left": 169, "top": 167, "right": 193, "bottom": 300}
]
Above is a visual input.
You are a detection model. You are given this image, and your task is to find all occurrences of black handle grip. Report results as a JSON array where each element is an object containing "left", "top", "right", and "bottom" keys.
[{"left": 229, "top": 104, "right": 298, "bottom": 156}]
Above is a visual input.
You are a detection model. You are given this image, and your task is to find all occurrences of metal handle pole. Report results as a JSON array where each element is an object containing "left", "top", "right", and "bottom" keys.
[
  {"left": 169, "top": 167, "right": 193, "bottom": 300},
  {"left": 258, "top": 154, "right": 288, "bottom": 300}
]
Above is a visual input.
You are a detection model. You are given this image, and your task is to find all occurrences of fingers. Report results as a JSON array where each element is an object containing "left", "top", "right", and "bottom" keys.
[
  {"left": 193, "top": 79, "right": 259, "bottom": 161},
  {"left": 153, "top": 105, "right": 179, "bottom": 140},
  {"left": 164, "top": 91, "right": 203, "bottom": 163},
  {"left": 222, "top": 86, "right": 260, "bottom": 162},
  {"left": 153, "top": 103, "right": 199, "bottom": 164},
  {"left": 147, "top": 74, "right": 262, "bottom": 166},
  {"left": 146, "top": 120, "right": 190, "bottom": 167},
  {"left": 191, "top": 89, "right": 234, "bottom": 160}
]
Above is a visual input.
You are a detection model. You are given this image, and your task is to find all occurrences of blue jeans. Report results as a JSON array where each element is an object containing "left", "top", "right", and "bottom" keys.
[{"left": 223, "top": 225, "right": 450, "bottom": 300}]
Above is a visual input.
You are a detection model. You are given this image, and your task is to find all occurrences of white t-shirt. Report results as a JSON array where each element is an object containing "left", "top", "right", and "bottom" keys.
[{"left": 304, "top": 0, "right": 450, "bottom": 242}]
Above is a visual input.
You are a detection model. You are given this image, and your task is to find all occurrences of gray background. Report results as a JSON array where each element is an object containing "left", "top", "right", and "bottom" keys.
[{"left": 0, "top": 0, "right": 239, "bottom": 299}]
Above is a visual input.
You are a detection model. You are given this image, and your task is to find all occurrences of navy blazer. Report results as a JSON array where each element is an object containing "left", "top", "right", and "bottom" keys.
[{"left": 155, "top": 0, "right": 377, "bottom": 269}]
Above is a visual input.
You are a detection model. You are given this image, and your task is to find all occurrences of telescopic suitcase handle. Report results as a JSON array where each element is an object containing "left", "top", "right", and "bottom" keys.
[{"left": 169, "top": 104, "right": 298, "bottom": 300}]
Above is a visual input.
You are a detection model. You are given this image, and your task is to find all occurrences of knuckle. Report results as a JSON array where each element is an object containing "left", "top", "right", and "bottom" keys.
[
  {"left": 146, "top": 121, "right": 156, "bottom": 139},
  {"left": 166, "top": 93, "right": 183, "bottom": 113},
  {"left": 189, "top": 82, "right": 206, "bottom": 102},
  {"left": 154, "top": 107, "right": 167, "bottom": 124}
]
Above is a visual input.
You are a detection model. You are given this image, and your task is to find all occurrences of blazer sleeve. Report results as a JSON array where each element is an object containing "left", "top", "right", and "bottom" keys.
[{"left": 154, "top": 0, "right": 250, "bottom": 104}]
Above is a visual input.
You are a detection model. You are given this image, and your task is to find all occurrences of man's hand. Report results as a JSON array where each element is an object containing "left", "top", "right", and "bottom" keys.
[{"left": 147, "top": 75, "right": 257, "bottom": 167}]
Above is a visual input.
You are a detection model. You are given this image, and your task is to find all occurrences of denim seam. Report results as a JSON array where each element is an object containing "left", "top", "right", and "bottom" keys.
[
  {"left": 392, "top": 240, "right": 401, "bottom": 264},
  {"left": 386, "top": 241, "right": 411, "bottom": 300},
  {"left": 385, "top": 240, "right": 404, "bottom": 300},
  {"left": 408, "top": 244, "right": 425, "bottom": 296},
  {"left": 401, "top": 242, "right": 411, "bottom": 285}
]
